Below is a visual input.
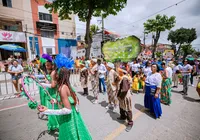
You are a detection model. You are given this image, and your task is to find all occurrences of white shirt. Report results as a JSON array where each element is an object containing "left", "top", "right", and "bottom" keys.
[
  {"left": 145, "top": 72, "right": 162, "bottom": 88},
  {"left": 181, "top": 64, "right": 192, "bottom": 76},
  {"left": 8, "top": 65, "right": 23, "bottom": 73},
  {"left": 97, "top": 64, "right": 107, "bottom": 78},
  {"left": 130, "top": 63, "right": 140, "bottom": 72},
  {"left": 173, "top": 65, "right": 180, "bottom": 74},
  {"left": 143, "top": 66, "right": 152, "bottom": 76},
  {"left": 166, "top": 67, "right": 173, "bottom": 79}
]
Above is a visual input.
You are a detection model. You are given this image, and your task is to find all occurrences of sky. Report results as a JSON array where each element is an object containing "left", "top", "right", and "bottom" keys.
[{"left": 75, "top": 0, "right": 200, "bottom": 49}]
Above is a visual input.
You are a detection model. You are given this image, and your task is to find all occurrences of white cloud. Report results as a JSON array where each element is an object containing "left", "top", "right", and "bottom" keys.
[{"left": 76, "top": 0, "right": 200, "bottom": 48}]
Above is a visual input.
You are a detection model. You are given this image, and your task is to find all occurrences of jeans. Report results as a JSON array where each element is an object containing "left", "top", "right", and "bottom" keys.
[
  {"left": 183, "top": 75, "right": 190, "bottom": 94},
  {"left": 99, "top": 78, "right": 106, "bottom": 93},
  {"left": 190, "top": 74, "right": 194, "bottom": 85}
]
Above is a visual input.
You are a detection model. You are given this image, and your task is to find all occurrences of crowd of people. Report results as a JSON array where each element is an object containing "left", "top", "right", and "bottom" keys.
[{"left": 9, "top": 53, "right": 200, "bottom": 139}]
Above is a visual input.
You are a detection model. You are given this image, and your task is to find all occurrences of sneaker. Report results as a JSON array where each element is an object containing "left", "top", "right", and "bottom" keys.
[
  {"left": 103, "top": 92, "right": 107, "bottom": 95},
  {"left": 113, "top": 107, "right": 118, "bottom": 113},
  {"left": 105, "top": 104, "right": 112, "bottom": 109},
  {"left": 93, "top": 99, "right": 99, "bottom": 104},
  {"left": 125, "top": 125, "right": 133, "bottom": 132},
  {"left": 192, "top": 84, "right": 194, "bottom": 87}
]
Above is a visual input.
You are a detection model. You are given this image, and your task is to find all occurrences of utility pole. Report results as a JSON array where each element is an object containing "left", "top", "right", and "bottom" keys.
[
  {"left": 101, "top": 15, "right": 104, "bottom": 58},
  {"left": 24, "top": 24, "right": 29, "bottom": 59},
  {"left": 143, "top": 31, "right": 146, "bottom": 46},
  {"left": 102, "top": 15, "right": 104, "bottom": 42}
]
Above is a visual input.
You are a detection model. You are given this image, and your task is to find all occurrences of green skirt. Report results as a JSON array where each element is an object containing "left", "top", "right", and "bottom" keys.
[
  {"left": 161, "top": 78, "right": 172, "bottom": 105},
  {"left": 39, "top": 87, "right": 47, "bottom": 106},
  {"left": 58, "top": 97, "right": 92, "bottom": 140},
  {"left": 46, "top": 88, "right": 59, "bottom": 131}
]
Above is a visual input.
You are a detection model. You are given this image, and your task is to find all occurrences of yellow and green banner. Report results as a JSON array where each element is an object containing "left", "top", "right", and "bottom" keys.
[{"left": 102, "top": 36, "right": 141, "bottom": 62}]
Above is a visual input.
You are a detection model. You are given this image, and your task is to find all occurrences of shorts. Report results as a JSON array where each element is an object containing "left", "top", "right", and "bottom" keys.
[{"left": 12, "top": 75, "right": 22, "bottom": 80}]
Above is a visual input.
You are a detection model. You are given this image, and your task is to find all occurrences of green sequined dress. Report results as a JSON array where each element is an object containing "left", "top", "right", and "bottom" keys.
[
  {"left": 58, "top": 96, "right": 92, "bottom": 140},
  {"left": 39, "top": 86, "right": 47, "bottom": 106},
  {"left": 46, "top": 75, "right": 60, "bottom": 131}
]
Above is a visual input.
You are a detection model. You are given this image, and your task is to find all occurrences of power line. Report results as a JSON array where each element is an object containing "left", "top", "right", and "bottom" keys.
[{"left": 107, "top": 0, "right": 187, "bottom": 30}]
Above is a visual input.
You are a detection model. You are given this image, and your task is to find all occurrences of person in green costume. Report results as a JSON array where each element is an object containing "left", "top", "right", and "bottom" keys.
[
  {"left": 38, "top": 58, "right": 92, "bottom": 140},
  {"left": 39, "top": 59, "right": 60, "bottom": 131}
]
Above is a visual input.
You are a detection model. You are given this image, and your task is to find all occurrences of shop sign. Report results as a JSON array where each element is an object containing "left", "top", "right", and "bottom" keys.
[{"left": 0, "top": 30, "right": 26, "bottom": 42}]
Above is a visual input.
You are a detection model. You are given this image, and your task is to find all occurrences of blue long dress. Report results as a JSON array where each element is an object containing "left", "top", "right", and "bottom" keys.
[{"left": 144, "top": 73, "right": 162, "bottom": 118}]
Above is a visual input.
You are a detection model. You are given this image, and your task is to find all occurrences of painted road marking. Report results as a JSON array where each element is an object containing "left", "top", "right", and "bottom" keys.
[
  {"left": 0, "top": 100, "right": 39, "bottom": 112},
  {"left": 104, "top": 108, "right": 146, "bottom": 140},
  {"left": 0, "top": 103, "right": 28, "bottom": 112}
]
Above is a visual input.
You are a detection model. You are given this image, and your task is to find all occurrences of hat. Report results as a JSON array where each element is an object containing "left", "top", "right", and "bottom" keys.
[
  {"left": 91, "top": 59, "right": 97, "bottom": 63},
  {"left": 107, "top": 62, "right": 115, "bottom": 69}
]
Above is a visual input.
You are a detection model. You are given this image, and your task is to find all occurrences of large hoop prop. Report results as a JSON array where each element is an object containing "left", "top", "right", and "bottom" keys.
[{"left": 21, "top": 75, "right": 56, "bottom": 110}]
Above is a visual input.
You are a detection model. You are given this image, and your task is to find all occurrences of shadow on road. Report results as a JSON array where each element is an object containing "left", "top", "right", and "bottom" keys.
[
  {"left": 99, "top": 101, "right": 107, "bottom": 108},
  {"left": 106, "top": 109, "right": 125, "bottom": 124},
  {"left": 37, "top": 130, "right": 58, "bottom": 140},
  {"left": 134, "top": 103, "right": 156, "bottom": 120},
  {"left": 171, "top": 89, "right": 182, "bottom": 94},
  {"left": 86, "top": 95, "right": 96, "bottom": 103},
  {"left": 182, "top": 96, "right": 200, "bottom": 103}
]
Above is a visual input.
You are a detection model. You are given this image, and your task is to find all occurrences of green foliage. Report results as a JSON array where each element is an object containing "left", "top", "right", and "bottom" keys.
[
  {"left": 143, "top": 14, "right": 176, "bottom": 58},
  {"left": 144, "top": 15, "right": 176, "bottom": 34},
  {"left": 45, "top": 0, "right": 127, "bottom": 59},
  {"left": 85, "top": 24, "right": 100, "bottom": 43},
  {"left": 168, "top": 28, "right": 197, "bottom": 58},
  {"left": 45, "top": 0, "right": 127, "bottom": 21},
  {"left": 168, "top": 28, "right": 197, "bottom": 45},
  {"left": 180, "top": 44, "right": 195, "bottom": 60},
  {"left": 155, "top": 52, "right": 162, "bottom": 58}
]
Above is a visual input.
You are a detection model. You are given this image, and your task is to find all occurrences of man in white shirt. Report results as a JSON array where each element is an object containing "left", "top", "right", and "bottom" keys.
[
  {"left": 180, "top": 60, "right": 192, "bottom": 95},
  {"left": 129, "top": 59, "right": 140, "bottom": 77},
  {"left": 172, "top": 62, "right": 181, "bottom": 88},
  {"left": 97, "top": 59, "right": 107, "bottom": 94},
  {"left": 7, "top": 60, "right": 23, "bottom": 95}
]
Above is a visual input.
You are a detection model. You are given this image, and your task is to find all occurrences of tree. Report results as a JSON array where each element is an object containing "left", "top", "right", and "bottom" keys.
[
  {"left": 155, "top": 51, "right": 162, "bottom": 58},
  {"left": 85, "top": 24, "right": 100, "bottom": 43},
  {"left": 45, "top": 0, "right": 127, "bottom": 60},
  {"left": 144, "top": 14, "right": 176, "bottom": 58},
  {"left": 168, "top": 28, "right": 197, "bottom": 58},
  {"left": 180, "top": 44, "right": 195, "bottom": 60}
]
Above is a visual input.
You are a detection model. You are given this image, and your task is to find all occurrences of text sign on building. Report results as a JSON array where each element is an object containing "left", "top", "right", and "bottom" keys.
[{"left": 0, "top": 31, "right": 26, "bottom": 42}]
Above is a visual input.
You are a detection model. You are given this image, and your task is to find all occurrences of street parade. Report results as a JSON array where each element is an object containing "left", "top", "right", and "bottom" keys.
[{"left": 0, "top": 0, "right": 200, "bottom": 140}]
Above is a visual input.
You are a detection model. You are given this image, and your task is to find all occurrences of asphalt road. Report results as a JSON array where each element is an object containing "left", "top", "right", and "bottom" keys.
[{"left": 0, "top": 79, "right": 200, "bottom": 140}]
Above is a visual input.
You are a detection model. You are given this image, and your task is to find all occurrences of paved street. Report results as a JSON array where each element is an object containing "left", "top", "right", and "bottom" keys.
[{"left": 0, "top": 79, "right": 200, "bottom": 140}]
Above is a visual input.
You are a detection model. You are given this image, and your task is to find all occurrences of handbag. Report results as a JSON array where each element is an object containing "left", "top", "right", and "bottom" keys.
[{"left": 150, "top": 87, "right": 156, "bottom": 96}]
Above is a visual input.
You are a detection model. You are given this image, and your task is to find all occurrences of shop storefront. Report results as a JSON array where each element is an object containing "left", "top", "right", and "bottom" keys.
[{"left": 0, "top": 30, "right": 26, "bottom": 60}]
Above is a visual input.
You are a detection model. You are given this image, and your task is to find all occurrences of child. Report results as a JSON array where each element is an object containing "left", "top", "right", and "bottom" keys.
[
  {"left": 132, "top": 72, "right": 139, "bottom": 93},
  {"left": 196, "top": 76, "right": 200, "bottom": 97},
  {"left": 80, "top": 62, "right": 89, "bottom": 96},
  {"left": 140, "top": 74, "right": 146, "bottom": 92}
]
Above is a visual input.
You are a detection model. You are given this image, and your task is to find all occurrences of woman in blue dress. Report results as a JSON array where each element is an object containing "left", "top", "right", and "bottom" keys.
[{"left": 144, "top": 63, "right": 162, "bottom": 119}]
